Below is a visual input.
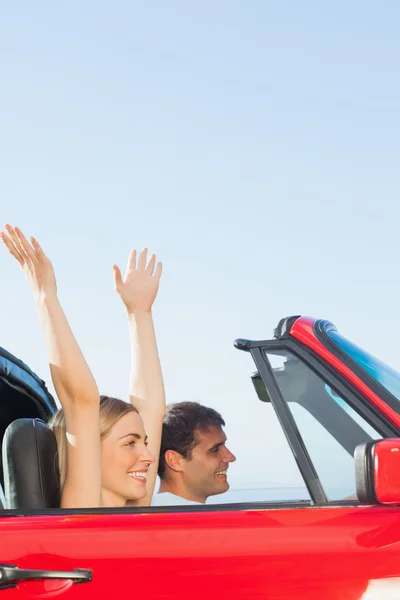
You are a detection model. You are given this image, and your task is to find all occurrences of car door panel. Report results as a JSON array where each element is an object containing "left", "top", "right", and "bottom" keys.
[{"left": 1, "top": 506, "right": 400, "bottom": 599}]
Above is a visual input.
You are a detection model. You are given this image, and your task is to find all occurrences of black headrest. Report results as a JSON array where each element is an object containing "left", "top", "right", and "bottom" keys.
[{"left": 2, "top": 418, "right": 60, "bottom": 509}]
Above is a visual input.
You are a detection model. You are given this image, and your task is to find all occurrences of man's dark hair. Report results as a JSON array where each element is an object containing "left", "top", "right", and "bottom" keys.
[{"left": 158, "top": 402, "right": 225, "bottom": 479}]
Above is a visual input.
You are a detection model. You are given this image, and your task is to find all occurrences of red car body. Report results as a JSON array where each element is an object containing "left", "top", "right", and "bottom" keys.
[{"left": 2, "top": 315, "right": 400, "bottom": 599}]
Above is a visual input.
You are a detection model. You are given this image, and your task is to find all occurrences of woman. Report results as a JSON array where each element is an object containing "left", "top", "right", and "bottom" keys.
[{"left": 0, "top": 225, "right": 165, "bottom": 508}]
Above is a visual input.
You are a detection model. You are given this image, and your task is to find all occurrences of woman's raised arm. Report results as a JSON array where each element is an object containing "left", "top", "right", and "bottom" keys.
[
  {"left": 0, "top": 225, "right": 102, "bottom": 508},
  {"left": 113, "top": 248, "right": 165, "bottom": 505}
]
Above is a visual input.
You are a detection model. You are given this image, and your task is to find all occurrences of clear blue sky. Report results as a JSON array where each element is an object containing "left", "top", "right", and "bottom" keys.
[{"left": 1, "top": 1, "right": 400, "bottom": 500}]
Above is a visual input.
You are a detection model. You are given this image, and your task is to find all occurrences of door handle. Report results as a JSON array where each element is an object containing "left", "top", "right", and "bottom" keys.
[{"left": 0, "top": 564, "right": 92, "bottom": 590}]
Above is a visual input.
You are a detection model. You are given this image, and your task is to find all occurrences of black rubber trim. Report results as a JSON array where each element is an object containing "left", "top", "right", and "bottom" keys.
[
  {"left": 0, "top": 499, "right": 369, "bottom": 518},
  {"left": 314, "top": 320, "right": 400, "bottom": 420},
  {"left": 367, "top": 443, "right": 378, "bottom": 503},
  {"left": 354, "top": 441, "right": 377, "bottom": 504},
  {"left": 274, "top": 316, "right": 302, "bottom": 339},
  {"left": 251, "top": 347, "right": 327, "bottom": 504},
  {"left": 234, "top": 339, "right": 253, "bottom": 351}
]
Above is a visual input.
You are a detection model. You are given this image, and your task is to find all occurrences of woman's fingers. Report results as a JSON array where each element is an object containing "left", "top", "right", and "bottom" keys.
[
  {"left": 154, "top": 261, "right": 163, "bottom": 281},
  {"left": 4, "top": 225, "right": 33, "bottom": 264},
  {"left": 4, "top": 225, "right": 26, "bottom": 260},
  {"left": 126, "top": 249, "right": 137, "bottom": 276},
  {"left": 118, "top": 247, "right": 161, "bottom": 290},
  {"left": 14, "top": 227, "right": 36, "bottom": 262},
  {"left": 112, "top": 264, "right": 123, "bottom": 290},
  {"left": 138, "top": 248, "right": 148, "bottom": 271},
  {"left": 146, "top": 254, "right": 156, "bottom": 275},
  {"left": 2, "top": 227, "right": 47, "bottom": 270},
  {"left": 0, "top": 232, "right": 25, "bottom": 266},
  {"left": 30, "top": 236, "right": 46, "bottom": 260}
]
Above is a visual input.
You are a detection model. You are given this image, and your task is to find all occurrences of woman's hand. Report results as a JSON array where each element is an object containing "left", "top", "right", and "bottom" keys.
[
  {"left": 113, "top": 248, "right": 162, "bottom": 314},
  {"left": 0, "top": 225, "right": 57, "bottom": 300}
]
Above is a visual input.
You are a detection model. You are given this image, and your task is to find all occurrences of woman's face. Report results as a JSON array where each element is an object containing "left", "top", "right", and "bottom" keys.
[{"left": 101, "top": 411, "right": 155, "bottom": 506}]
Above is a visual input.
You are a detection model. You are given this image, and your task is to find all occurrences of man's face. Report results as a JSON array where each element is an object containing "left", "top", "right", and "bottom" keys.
[{"left": 181, "top": 426, "right": 236, "bottom": 502}]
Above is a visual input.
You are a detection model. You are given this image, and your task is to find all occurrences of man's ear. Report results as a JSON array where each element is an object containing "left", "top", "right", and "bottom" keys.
[{"left": 164, "top": 449, "right": 186, "bottom": 473}]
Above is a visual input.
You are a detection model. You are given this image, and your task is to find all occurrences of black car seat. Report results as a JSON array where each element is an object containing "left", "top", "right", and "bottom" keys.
[{"left": 2, "top": 418, "right": 60, "bottom": 509}]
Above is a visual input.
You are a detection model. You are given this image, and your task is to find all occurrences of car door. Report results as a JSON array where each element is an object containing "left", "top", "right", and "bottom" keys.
[
  {"left": 2, "top": 503, "right": 400, "bottom": 599},
  {"left": 2, "top": 341, "right": 400, "bottom": 600}
]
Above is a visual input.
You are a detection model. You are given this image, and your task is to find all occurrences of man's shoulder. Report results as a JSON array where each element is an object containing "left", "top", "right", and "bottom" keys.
[{"left": 151, "top": 492, "right": 203, "bottom": 506}]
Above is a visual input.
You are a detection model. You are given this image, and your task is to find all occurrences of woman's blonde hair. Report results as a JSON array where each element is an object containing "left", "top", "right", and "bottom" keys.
[{"left": 49, "top": 395, "right": 138, "bottom": 489}]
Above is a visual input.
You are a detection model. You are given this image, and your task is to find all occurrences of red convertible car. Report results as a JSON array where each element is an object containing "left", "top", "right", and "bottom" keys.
[{"left": 1, "top": 315, "right": 400, "bottom": 599}]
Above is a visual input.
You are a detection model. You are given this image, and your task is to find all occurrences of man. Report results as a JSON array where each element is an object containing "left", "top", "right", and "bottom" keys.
[{"left": 152, "top": 402, "right": 236, "bottom": 506}]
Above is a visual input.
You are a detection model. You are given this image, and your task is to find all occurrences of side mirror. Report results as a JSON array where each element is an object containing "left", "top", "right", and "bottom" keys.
[
  {"left": 355, "top": 439, "right": 400, "bottom": 505},
  {"left": 251, "top": 372, "right": 272, "bottom": 403}
]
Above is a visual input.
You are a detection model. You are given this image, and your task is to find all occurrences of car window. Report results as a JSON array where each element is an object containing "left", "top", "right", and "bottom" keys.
[
  {"left": 197, "top": 352, "right": 311, "bottom": 505},
  {"left": 264, "top": 349, "right": 382, "bottom": 500},
  {"left": 208, "top": 396, "right": 311, "bottom": 504}
]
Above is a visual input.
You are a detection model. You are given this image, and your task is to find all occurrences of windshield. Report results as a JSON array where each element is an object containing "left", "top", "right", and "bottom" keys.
[{"left": 327, "top": 328, "right": 400, "bottom": 403}]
